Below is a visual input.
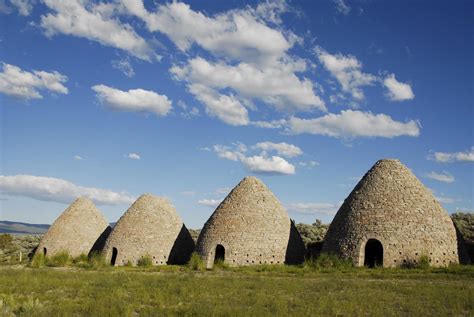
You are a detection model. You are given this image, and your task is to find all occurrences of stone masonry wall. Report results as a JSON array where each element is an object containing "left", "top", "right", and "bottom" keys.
[
  {"left": 197, "top": 177, "right": 305, "bottom": 268},
  {"left": 102, "top": 194, "right": 194, "bottom": 266},
  {"left": 36, "top": 197, "right": 110, "bottom": 257},
  {"left": 323, "top": 159, "right": 459, "bottom": 267}
]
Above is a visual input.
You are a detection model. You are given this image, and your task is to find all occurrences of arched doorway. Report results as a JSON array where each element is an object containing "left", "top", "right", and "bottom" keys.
[
  {"left": 43, "top": 247, "right": 47, "bottom": 256},
  {"left": 214, "top": 244, "right": 225, "bottom": 264},
  {"left": 111, "top": 247, "right": 118, "bottom": 266},
  {"left": 364, "top": 239, "right": 383, "bottom": 268}
]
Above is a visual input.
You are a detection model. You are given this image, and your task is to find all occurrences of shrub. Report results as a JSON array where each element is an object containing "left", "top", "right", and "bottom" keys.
[
  {"left": 14, "top": 297, "right": 43, "bottom": 315},
  {"left": 88, "top": 252, "right": 106, "bottom": 269},
  {"left": 187, "top": 252, "right": 205, "bottom": 271},
  {"left": 416, "top": 255, "right": 430, "bottom": 269},
  {"left": 305, "top": 253, "right": 353, "bottom": 270},
  {"left": 46, "top": 252, "right": 71, "bottom": 267},
  {"left": 213, "top": 258, "right": 229, "bottom": 270},
  {"left": 124, "top": 260, "right": 133, "bottom": 267},
  {"left": 295, "top": 220, "right": 329, "bottom": 247},
  {"left": 73, "top": 254, "right": 88, "bottom": 264},
  {"left": 137, "top": 255, "right": 153, "bottom": 267},
  {"left": 0, "top": 234, "right": 13, "bottom": 250},
  {"left": 30, "top": 253, "right": 46, "bottom": 268}
]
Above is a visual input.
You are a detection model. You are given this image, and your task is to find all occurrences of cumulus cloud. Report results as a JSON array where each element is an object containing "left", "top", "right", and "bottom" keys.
[
  {"left": 120, "top": 0, "right": 291, "bottom": 64},
  {"left": 73, "top": 155, "right": 83, "bottom": 160},
  {"left": 197, "top": 198, "right": 222, "bottom": 208},
  {"left": 0, "top": 62, "right": 68, "bottom": 100},
  {"left": 187, "top": 83, "right": 249, "bottom": 126},
  {"left": 111, "top": 58, "right": 135, "bottom": 78},
  {"left": 383, "top": 74, "right": 414, "bottom": 101},
  {"left": 40, "top": 0, "right": 154, "bottom": 61},
  {"left": 253, "top": 142, "right": 302, "bottom": 158},
  {"left": 122, "top": 1, "right": 324, "bottom": 125},
  {"left": 92, "top": 84, "right": 172, "bottom": 117},
  {"left": 240, "top": 155, "right": 295, "bottom": 175},
  {"left": 251, "top": 0, "right": 288, "bottom": 24},
  {"left": 0, "top": 174, "right": 135, "bottom": 205},
  {"left": 127, "top": 153, "right": 140, "bottom": 160},
  {"left": 212, "top": 141, "right": 296, "bottom": 175},
  {"left": 250, "top": 119, "right": 287, "bottom": 129},
  {"left": 316, "top": 48, "right": 415, "bottom": 103},
  {"left": 316, "top": 47, "right": 376, "bottom": 100},
  {"left": 425, "top": 171, "right": 455, "bottom": 183},
  {"left": 171, "top": 57, "right": 326, "bottom": 113},
  {"left": 286, "top": 202, "right": 340, "bottom": 216},
  {"left": 287, "top": 110, "right": 420, "bottom": 138},
  {"left": 429, "top": 147, "right": 474, "bottom": 163},
  {"left": 10, "top": 0, "right": 33, "bottom": 15}
]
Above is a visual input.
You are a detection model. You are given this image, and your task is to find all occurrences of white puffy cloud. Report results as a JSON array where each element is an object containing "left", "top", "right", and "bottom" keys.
[
  {"left": 240, "top": 155, "right": 295, "bottom": 175},
  {"left": 286, "top": 202, "right": 340, "bottom": 216},
  {"left": 171, "top": 57, "right": 326, "bottom": 113},
  {"left": 40, "top": 0, "right": 154, "bottom": 61},
  {"left": 92, "top": 84, "right": 172, "bottom": 117},
  {"left": 111, "top": 58, "right": 135, "bottom": 78},
  {"left": 10, "top": 0, "right": 33, "bottom": 15},
  {"left": 212, "top": 141, "right": 297, "bottom": 175},
  {"left": 0, "top": 174, "right": 135, "bottom": 205},
  {"left": 197, "top": 198, "right": 222, "bottom": 208},
  {"left": 383, "top": 74, "right": 414, "bottom": 101},
  {"left": 122, "top": 1, "right": 324, "bottom": 125},
  {"left": 127, "top": 153, "right": 140, "bottom": 160},
  {"left": 287, "top": 110, "right": 420, "bottom": 138},
  {"left": 253, "top": 142, "right": 302, "bottom": 158},
  {"left": 187, "top": 84, "right": 249, "bottom": 126},
  {"left": 0, "top": 62, "right": 68, "bottom": 100},
  {"left": 251, "top": 0, "right": 288, "bottom": 24},
  {"left": 73, "top": 155, "right": 83, "bottom": 160},
  {"left": 250, "top": 119, "right": 287, "bottom": 129},
  {"left": 429, "top": 147, "right": 474, "bottom": 163},
  {"left": 316, "top": 47, "right": 376, "bottom": 100},
  {"left": 425, "top": 171, "right": 455, "bottom": 183},
  {"left": 120, "top": 0, "right": 291, "bottom": 64},
  {"left": 213, "top": 144, "right": 243, "bottom": 162}
]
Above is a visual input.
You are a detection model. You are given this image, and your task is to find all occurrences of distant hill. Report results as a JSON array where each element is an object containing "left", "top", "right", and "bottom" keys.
[
  {"left": 0, "top": 221, "right": 50, "bottom": 234},
  {"left": 0, "top": 221, "right": 119, "bottom": 235}
]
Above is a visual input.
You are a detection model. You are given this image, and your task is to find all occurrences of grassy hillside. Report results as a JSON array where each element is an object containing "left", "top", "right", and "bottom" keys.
[{"left": 0, "top": 221, "right": 49, "bottom": 235}]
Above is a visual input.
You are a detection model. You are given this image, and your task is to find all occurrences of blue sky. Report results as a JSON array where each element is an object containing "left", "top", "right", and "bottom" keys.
[{"left": 0, "top": 0, "right": 472, "bottom": 228}]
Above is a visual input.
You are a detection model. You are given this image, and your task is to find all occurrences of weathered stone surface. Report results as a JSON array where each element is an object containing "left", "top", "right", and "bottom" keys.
[
  {"left": 322, "top": 159, "right": 459, "bottom": 267},
  {"left": 197, "top": 176, "right": 306, "bottom": 268},
  {"left": 102, "top": 194, "right": 194, "bottom": 266},
  {"left": 36, "top": 197, "right": 110, "bottom": 257}
]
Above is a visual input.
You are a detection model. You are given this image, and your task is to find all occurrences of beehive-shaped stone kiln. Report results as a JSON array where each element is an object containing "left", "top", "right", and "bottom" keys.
[
  {"left": 102, "top": 194, "right": 194, "bottom": 266},
  {"left": 196, "top": 176, "right": 306, "bottom": 268},
  {"left": 322, "top": 159, "right": 459, "bottom": 267},
  {"left": 36, "top": 197, "right": 110, "bottom": 257}
]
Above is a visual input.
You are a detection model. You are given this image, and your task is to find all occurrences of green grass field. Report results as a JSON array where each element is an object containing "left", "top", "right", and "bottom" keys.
[{"left": 0, "top": 265, "right": 473, "bottom": 316}]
